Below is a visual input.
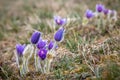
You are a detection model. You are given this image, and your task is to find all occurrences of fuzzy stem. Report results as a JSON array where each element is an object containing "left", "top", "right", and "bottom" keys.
[
  {"left": 43, "top": 60, "right": 46, "bottom": 73},
  {"left": 25, "top": 59, "right": 29, "bottom": 72},
  {"left": 23, "top": 58, "right": 27, "bottom": 74},
  {"left": 34, "top": 45, "right": 39, "bottom": 71},
  {"left": 47, "top": 59, "right": 52, "bottom": 73},
  {"left": 38, "top": 58, "right": 44, "bottom": 73},
  {"left": 20, "top": 64, "right": 25, "bottom": 77},
  {"left": 14, "top": 50, "right": 20, "bottom": 68}
]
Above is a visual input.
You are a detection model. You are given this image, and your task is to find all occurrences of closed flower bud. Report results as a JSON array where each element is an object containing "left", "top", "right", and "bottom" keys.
[
  {"left": 48, "top": 41, "right": 54, "bottom": 50},
  {"left": 103, "top": 8, "right": 109, "bottom": 15},
  {"left": 31, "top": 31, "right": 41, "bottom": 44},
  {"left": 38, "top": 49, "right": 47, "bottom": 60},
  {"left": 96, "top": 4, "right": 104, "bottom": 12},
  {"left": 85, "top": 9, "right": 94, "bottom": 19},
  {"left": 16, "top": 44, "right": 26, "bottom": 56},
  {"left": 54, "top": 16, "right": 67, "bottom": 26},
  {"left": 54, "top": 27, "right": 65, "bottom": 42},
  {"left": 37, "top": 39, "right": 47, "bottom": 49}
]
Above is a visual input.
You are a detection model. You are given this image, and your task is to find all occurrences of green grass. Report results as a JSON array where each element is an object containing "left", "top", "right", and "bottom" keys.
[
  {"left": 101, "top": 61, "right": 120, "bottom": 80},
  {"left": 32, "top": 21, "right": 52, "bottom": 34}
]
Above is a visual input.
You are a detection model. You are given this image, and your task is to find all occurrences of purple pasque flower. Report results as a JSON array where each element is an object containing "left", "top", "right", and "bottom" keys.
[
  {"left": 48, "top": 41, "right": 54, "bottom": 50},
  {"left": 16, "top": 44, "right": 26, "bottom": 56},
  {"left": 38, "top": 48, "right": 48, "bottom": 60},
  {"left": 54, "top": 27, "right": 65, "bottom": 42},
  {"left": 103, "top": 8, "right": 109, "bottom": 15},
  {"left": 85, "top": 9, "right": 94, "bottom": 19},
  {"left": 96, "top": 4, "right": 104, "bottom": 12},
  {"left": 54, "top": 16, "right": 67, "bottom": 26},
  {"left": 48, "top": 40, "right": 58, "bottom": 50},
  {"left": 36, "top": 38, "right": 47, "bottom": 49},
  {"left": 31, "top": 31, "right": 41, "bottom": 44}
]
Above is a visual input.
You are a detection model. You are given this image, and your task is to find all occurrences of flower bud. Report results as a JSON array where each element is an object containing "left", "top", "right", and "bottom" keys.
[
  {"left": 48, "top": 41, "right": 54, "bottom": 50},
  {"left": 85, "top": 9, "right": 94, "bottom": 19},
  {"left": 96, "top": 4, "right": 104, "bottom": 12},
  {"left": 103, "top": 8, "right": 109, "bottom": 15},
  {"left": 31, "top": 31, "right": 41, "bottom": 44},
  {"left": 37, "top": 39, "right": 47, "bottom": 49},
  {"left": 54, "top": 27, "right": 65, "bottom": 42},
  {"left": 16, "top": 44, "right": 26, "bottom": 56}
]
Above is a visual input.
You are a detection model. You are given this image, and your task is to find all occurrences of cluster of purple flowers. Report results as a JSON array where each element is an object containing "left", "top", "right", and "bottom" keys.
[
  {"left": 15, "top": 16, "right": 66, "bottom": 75},
  {"left": 85, "top": 4, "right": 117, "bottom": 19},
  {"left": 16, "top": 27, "right": 65, "bottom": 61},
  {"left": 31, "top": 28, "right": 65, "bottom": 60}
]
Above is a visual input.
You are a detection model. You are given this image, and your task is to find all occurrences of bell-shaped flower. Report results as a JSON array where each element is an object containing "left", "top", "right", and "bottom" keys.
[
  {"left": 16, "top": 44, "right": 26, "bottom": 56},
  {"left": 38, "top": 49, "right": 48, "bottom": 60},
  {"left": 85, "top": 9, "right": 94, "bottom": 19},
  {"left": 31, "top": 31, "right": 41, "bottom": 44},
  {"left": 96, "top": 4, "right": 104, "bottom": 12},
  {"left": 48, "top": 41, "right": 54, "bottom": 50},
  {"left": 36, "top": 39, "right": 47, "bottom": 49},
  {"left": 54, "top": 16, "right": 67, "bottom": 26},
  {"left": 54, "top": 27, "right": 65, "bottom": 42},
  {"left": 48, "top": 40, "right": 58, "bottom": 50},
  {"left": 103, "top": 8, "right": 109, "bottom": 15}
]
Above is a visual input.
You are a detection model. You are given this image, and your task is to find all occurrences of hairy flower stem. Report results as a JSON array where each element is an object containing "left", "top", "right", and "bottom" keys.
[
  {"left": 38, "top": 58, "right": 43, "bottom": 73},
  {"left": 47, "top": 59, "right": 52, "bottom": 73},
  {"left": 25, "top": 59, "right": 29, "bottom": 72},
  {"left": 34, "top": 45, "right": 39, "bottom": 71},
  {"left": 15, "top": 51, "right": 20, "bottom": 68},
  {"left": 23, "top": 58, "right": 27, "bottom": 73},
  {"left": 20, "top": 64, "right": 25, "bottom": 77}
]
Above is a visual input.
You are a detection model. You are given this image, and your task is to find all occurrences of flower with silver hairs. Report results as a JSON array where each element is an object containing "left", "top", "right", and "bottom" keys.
[
  {"left": 31, "top": 31, "right": 41, "bottom": 44},
  {"left": 96, "top": 4, "right": 104, "bottom": 12},
  {"left": 16, "top": 44, "right": 26, "bottom": 56},
  {"left": 54, "top": 16, "right": 67, "bottom": 26},
  {"left": 54, "top": 27, "right": 65, "bottom": 42},
  {"left": 85, "top": 9, "right": 94, "bottom": 19}
]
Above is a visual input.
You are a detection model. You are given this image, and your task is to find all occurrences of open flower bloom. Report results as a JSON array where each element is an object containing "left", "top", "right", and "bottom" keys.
[
  {"left": 16, "top": 44, "right": 26, "bottom": 56},
  {"left": 31, "top": 31, "right": 41, "bottom": 44},
  {"left": 54, "top": 27, "right": 65, "bottom": 42},
  {"left": 38, "top": 49, "right": 48, "bottom": 60},
  {"left": 54, "top": 16, "right": 67, "bottom": 26},
  {"left": 96, "top": 4, "right": 104, "bottom": 12},
  {"left": 37, "top": 39, "right": 47, "bottom": 49},
  {"left": 85, "top": 9, "right": 94, "bottom": 19}
]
